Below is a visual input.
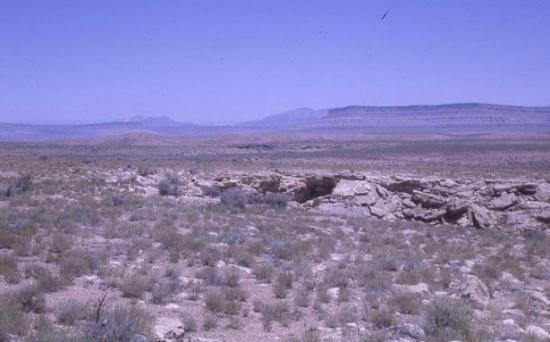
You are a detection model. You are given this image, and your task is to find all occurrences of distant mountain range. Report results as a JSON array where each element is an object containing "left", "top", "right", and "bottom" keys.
[{"left": 1, "top": 103, "right": 549, "bottom": 141}]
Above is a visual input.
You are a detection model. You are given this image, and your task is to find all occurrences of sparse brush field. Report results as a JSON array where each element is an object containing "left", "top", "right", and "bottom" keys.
[{"left": 0, "top": 136, "right": 549, "bottom": 342}]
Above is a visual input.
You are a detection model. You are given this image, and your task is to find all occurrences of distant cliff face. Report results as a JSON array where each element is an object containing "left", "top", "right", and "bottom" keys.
[
  {"left": 0, "top": 104, "right": 549, "bottom": 141},
  {"left": 305, "top": 103, "right": 550, "bottom": 133}
]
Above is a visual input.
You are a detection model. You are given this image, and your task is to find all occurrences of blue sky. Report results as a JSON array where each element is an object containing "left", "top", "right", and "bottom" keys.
[{"left": 1, "top": 0, "right": 549, "bottom": 124}]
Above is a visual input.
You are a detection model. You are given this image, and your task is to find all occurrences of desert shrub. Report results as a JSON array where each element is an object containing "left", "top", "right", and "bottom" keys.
[
  {"left": 337, "top": 304, "right": 359, "bottom": 324},
  {"left": 25, "top": 315, "right": 78, "bottom": 342},
  {"left": 224, "top": 269, "right": 240, "bottom": 288},
  {"left": 372, "top": 308, "right": 394, "bottom": 328},
  {"left": 204, "top": 289, "right": 225, "bottom": 313},
  {"left": 49, "top": 232, "right": 74, "bottom": 254},
  {"left": 357, "top": 265, "right": 391, "bottom": 293},
  {"left": 316, "top": 286, "right": 330, "bottom": 303},
  {"left": 0, "top": 253, "right": 19, "bottom": 283},
  {"left": 137, "top": 166, "right": 155, "bottom": 177},
  {"left": 202, "top": 314, "right": 218, "bottom": 331},
  {"left": 423, "top": 296, "right": 473, "bottom": 341},
  {"left": 5, "top": 174, "right": 32, "bottom": 196},
  {"left": 199, "top": 247, "right": 222, "bottom": 267},
  {"left": 196, "top": 267, "right": 224, "bottom": 286},
  {"left": 110, "top": 194, "right": 125, "bottom": 206},
  {"left": 389, "top": 292, "right": 422, "bottom": 315},
  {"left": 396, "top": 262, "right": 430, "bottom": 285},
  {"left": 158, "top": 177, "right": 178, "bottom": 197},
  {"left": 227, "top": 316, "right": 241, "bottom": 330},
  {"left": 27, "top": 265, "right": 64, "bottom": 293},
  {"left": 186, "top": 280, "right": 204, "bottom": 301},
  {"left": 13, "top": 283, "right": 46, "bottom": 313},
  {"left": 56, "top": 299, "right": 88, "bottom": 325},
  {"left": 0, "top": 228, "right": 17, "bottom": 249},
  {"left": 375, "top": 250, "right": 400, "bottom": 272},
  {"left": 85, "top": 304, "right": 153, "bottom": 341},
  {"left": 222, "top": 286, "right": 248, "bottom": 302},
  {"left": 274, "top": 270, "right": 295, "bottom": 298},
  {"left": 262, "top": 192, "right": 290, "bottom": 210},
  {"left": 294, "top": 286, "right": 310, "bottom": 307},
  {"left": 223, "top": 300, "right": 241, "bottom": 315},
  {"left": 151, "top": 279, "right": 178, "bottom": 304},
  {"left": 338, "top": 286, "right": 350, "bottom": 302},
  {"left": 0, "top": 294, "right": 28, "bottom": 340},
  {"left": 253, "top": 263, "right": 274, "bottom": 283},
  {"left": 220, "top": 188, "right": 251, "bottom": 209},
  {"left": 118, "top": 272, "right": 153, "bottom": 298},
  {"left": 513, "top": 291, "right": 533, "bottom": 313},
  {"left": 59, "top": 249, "right": 94, "bottom": 280},
  {"left": 183, "top": 315, "right": 197, "bottom": 332},
  {"left": 530, "top": 263, "right": 550, "bottom": 280},
  {"left": 323, "top": 268, "right": 350, "bottom": 288},
  {"left": 201, "top": 185, "right": 221, "bottom": 197},
  {"left": 152, "top": 226, "right": 183, "bottom": 249},
  {"left": 261, "top": 302, "right": 290, "bottom": 332},
  {"left": 227, "top": 245, "right": 254, "bottom": 267}
]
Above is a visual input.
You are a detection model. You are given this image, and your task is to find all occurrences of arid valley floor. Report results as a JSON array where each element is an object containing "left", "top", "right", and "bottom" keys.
[{"left": 0, "top": 134, "right": 549, "bottom": 342}]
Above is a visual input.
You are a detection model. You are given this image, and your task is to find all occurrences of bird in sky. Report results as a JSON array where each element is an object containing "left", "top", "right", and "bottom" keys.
[{"left": 381, "top": 10, "right": 390, "bottom": 20}]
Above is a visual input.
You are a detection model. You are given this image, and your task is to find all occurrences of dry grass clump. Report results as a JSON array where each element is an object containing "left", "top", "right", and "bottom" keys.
[
  {"left": 183, "top": 315, "right": 197, "bottom": 332},
  {"left": 59, "top": 248, "right": 104, "bottom": 281},
  {"left": 0, "top": 294, "right": 28, "bottom": 340},
  {"left": 260, "top": 301, "right": 290, "bottom": 331},
  {"left": 253, "top": 263, "right": 274, "bottom": 283},
  {"left": 371, "top": 307, "right": 395, "bottom": 328},
  {"left": 389, "top": 291, "right": 422, "bottom": 315},
  {"left": 273, "top": 270, "right": 295, "bottom": 299},
  {"left": 0, "top": 253, "right": 19, "bottom": 283},
  {"left": 56, "top": 299, "right": 89, "bottom": 325},
  {"left": 202, "top": 314, "right": 218, "bottom": 331},
  {"left": 423, "top": 295, "right": 474, "bottom": 341},
  {"left": 220, "top": 188, "right": 251, "bottom": 209},
  {"left": 158, "top": 176, "right": 179, "bottom": 197},
  {"left": 85, "top": 304, "right": 154, "bottom": 341},
  {"left": 118, "top": 271, "right": 154, "bottom": 298},
  {"left": 204, "top": 288, "right": 242, "bottom": 315},
  {"left": 151, "top": 278, "right": 180, "bottom": 304},
  {"left": 25, "top": 265, "right": 64, "bottom": 293},
  {"left": 12, "top": 283, "right": 46, "bottom": 314}
]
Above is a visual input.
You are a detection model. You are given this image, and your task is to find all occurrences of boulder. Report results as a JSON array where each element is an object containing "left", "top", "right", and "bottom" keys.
[
  {"left": 516, "top": 183, "right": 537, "bottom": 195},
  {"left": 402, "top": 198, "right": 416, "bottom": 209},
  {"left": 452, "top": 275, "right": 491, "bottom": 307},
  {"left": 535, "top": 183, "right": 550, "bottom": 202},
  {"left": 392, "top": 283, "right": 430, "bottom": 294},
  {"left": 446, "top": 200, "right": 469, "bottom": 221},
  {"left": 375, "top": 184, "right": 390, "bottom": 199},
  {"left": 153, "top": 317, "right": 185, "bottom": 341},
  {"left": 355, "top": 192, "right": 379, "bottom": 206},
  {"left": 385, "top": 179, "right": 422, "bottom": 193},
  {"left": 490, "top": 192, "right": 518, "bottom": 210},
  {"left": 536, "top": 211, "right": 550, "bottom": 223},
  {"left": 525, "top": 326, "right": 550, "bottom": 340},
  {"left": 403, "top": 206, "right": 446, "bottom": 223},
  {"left": 332, "top": 180, "right": 371, "bottom": 198},
  {"left": 369, "top": 199, "right": 391, "bottom": 218},
  {"left": 470, "top": 204, "right": 496, "bottom": 228},
  {"left": 399, "top": 323, "right": 426, "bottom": 339},
  {"left": 411, "top": 190, "right": 445, "bottom": 209}
]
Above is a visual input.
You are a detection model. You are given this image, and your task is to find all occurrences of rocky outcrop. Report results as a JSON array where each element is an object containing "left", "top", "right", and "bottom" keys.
[
  {"left": 312, "top": 175, "right": 549, "bottom": 230},
  {"left": 183, "top": 172, "right": 549, "bottom": 230},
  {"left": 293, "top": 176, "right": 337, "bottom": 203}
]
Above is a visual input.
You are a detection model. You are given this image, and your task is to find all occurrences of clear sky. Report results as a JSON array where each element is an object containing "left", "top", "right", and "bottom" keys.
[{"left": 1, "top": 0, "right": 549, "bottom": 124}]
